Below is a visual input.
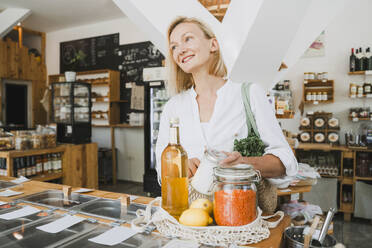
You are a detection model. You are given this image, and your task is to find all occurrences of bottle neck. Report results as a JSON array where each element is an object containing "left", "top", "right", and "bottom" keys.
[{"left": 169, "top": 126, "right": 180, "bottom": 145}]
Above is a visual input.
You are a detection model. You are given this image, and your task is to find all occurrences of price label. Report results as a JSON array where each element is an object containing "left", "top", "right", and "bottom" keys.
[
  {"left": 104, "top": 98, "right": 109, "bottom": 102},
  {"left": 291, "top": 193, "right": 300, "bottom": 201},
  {"left": 150, "top": 81, "right": 162, "bottom": 86},
  {"left": 304, "top": 80, "right": 308, "bottom": 84},
  {"left": 322, "top": 79, "right": 327, "bottom": 83},
  {"left": 276, "top": 109, "right": 284, "bottom": 115},
  {"left": 352, "top": 117, "right": 359, "bottom": 122},
  {"left": 313, "top": 101, "right": 319, "bottom": 105},
  {"left": 92, "top": 98, "right": 96, "bottom": 102}
]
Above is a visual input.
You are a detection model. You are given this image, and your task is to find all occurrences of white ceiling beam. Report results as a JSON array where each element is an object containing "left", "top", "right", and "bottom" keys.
[
  {"left": 274, "top": 0, "right": 351, "bottom": 83},
  {"left": 220, "top": 0, "right": 263, "bottom": 73},
  {"left": 0, "top": 8, "right": 31, "bottom": 38},
  {"left": 228, "top": 0, "right": 311, "bottom": 89},
  {"left": 112, "top": 0, "right": 219, "bottom": 56}
]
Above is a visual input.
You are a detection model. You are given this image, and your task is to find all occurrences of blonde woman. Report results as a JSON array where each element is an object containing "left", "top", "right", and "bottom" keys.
[{"left": 155, "top": 17, "right": 297, "bottom": 186}]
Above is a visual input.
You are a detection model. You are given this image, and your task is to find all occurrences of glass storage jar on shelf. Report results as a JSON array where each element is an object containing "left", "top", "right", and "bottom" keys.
[
  {"left": 0, "top": 129, "right": 14, "bottom": 150},
  {"left": 213, "top": 164, "right": 260, "bottom": 226}
]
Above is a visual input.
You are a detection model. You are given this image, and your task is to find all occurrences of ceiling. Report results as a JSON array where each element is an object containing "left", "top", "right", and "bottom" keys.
[{"left": 0, "top": 0, "right": 126, "bottom": 33}]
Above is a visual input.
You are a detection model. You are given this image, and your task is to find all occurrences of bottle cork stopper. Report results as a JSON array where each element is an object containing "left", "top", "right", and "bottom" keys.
[
  {"left": 119, "top": 195, "right": 130, "bottom": 206},
  {"left": 63, "top": 186, "right": 72, "bottom": 198}
]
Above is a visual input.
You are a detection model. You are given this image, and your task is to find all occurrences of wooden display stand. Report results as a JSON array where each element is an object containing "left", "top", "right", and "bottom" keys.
[
  {"left": 0, "top": 143, "right": 98, "bottom": 189},
  {"left": 299, "top": 112, "right": 340, "bottom": 144},
  {"left": 303, "top": 80, "right": 334, "bottom": 104},
  {"left": 295, "top": 143, "right": 372, "bottom": 221}
]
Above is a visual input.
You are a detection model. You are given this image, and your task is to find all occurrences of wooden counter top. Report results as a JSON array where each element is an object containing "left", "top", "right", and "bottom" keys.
[{"left": 0, "top": 176, "right": 291, "bottom": 247}]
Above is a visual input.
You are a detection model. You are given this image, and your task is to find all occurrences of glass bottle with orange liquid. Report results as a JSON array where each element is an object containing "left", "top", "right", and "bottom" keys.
[{"left": 161, "top": 117, "right": 189, "bottom": 219}]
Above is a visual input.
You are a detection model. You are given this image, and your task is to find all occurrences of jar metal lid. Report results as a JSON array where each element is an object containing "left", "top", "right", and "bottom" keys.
[{"left": 213, "top": 164, "right": 260, "bottom": 183}]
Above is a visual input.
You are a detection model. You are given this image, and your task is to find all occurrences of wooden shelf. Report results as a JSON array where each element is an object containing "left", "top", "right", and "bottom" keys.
[
  {"left": 92, "top": 117, "right": 108, "bottom": 120},
  {"left": 110, "top": 100, "right": 128, "bottom": 103},
  {"left": 348, "top": 71, "right": 372, "bottom": 75},
  {"left": 349, "top": 117, "right": 372, "bottom": 122},
  {"left": 276, "top": 110, "right": 294, "bottom": 119},
  {"left": 339, "top": 202, "right": 353, "bottom": 213},
  {"left": 112, "top": 124, "right": 143, "bottom": 128},
  {"left": 304, "top": 100, "right": 333, "bottom": 104},
  {"left": 92, "top": 97, "right": 109, "bottom": 102},
  {"left": 91, "top": 81, "right": 109, "bottom": 86},
  {"left": 321, "top": 175, "right": 341, "bottom": 179},
  {"left": 30, "top": 172, "right": 62, "bottom": 182},
  {"left": 304, "top": 80, "right": 333, "bottom": 86},
  {"left": 354, "top": 176, "right": 372, "bottom": 181},
  {"left": 92, "top": 124, "right": 143, "bottom": 128},
  {"left": 0, "top": 146, "right": 65, "bottom": 158},
  {"left": 342, "top": 177, "right": 354, "bottom": 184},
  {"left": 303, "top": 80, "right": 334, "bottom": 104},
  {"left": 349, "top": 94, "right": 372, "bottom": 99},
  {"left": 296, "top": 143, "right": 348, "bottom": 151},
  {"left": 347, "top": 146, "right": 372, "bottom": 152}
]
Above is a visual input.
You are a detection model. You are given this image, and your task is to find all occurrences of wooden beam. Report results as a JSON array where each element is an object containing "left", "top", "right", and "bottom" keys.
[
  {"left": 17, "top": 26, "right": 22, "bottom": 48},
  {"left": 0, "top": 8, "right": 31, "bottom": 38},
  {"left": 111, "top": 127, "right": 117, "bottom": 185}
]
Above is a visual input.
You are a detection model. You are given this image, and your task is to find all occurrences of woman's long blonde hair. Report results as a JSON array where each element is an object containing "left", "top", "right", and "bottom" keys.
[{"left": 166, "top": 17, "right": 227, "bottom": 94}]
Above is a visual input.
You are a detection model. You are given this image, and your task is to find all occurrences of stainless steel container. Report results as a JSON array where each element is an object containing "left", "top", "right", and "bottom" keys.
[{"left": 284, "top": 226, "right": 337, "bottom": 248}]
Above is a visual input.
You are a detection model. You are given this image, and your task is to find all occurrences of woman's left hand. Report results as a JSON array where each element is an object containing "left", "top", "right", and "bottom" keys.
[{"left": 220, "top": 151, "right": 243, "bottom": 166}]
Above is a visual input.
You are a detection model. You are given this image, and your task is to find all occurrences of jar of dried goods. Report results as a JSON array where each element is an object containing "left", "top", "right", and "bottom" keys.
[{"left": 213, "top": 164, "right": 260, "bottom": 226}]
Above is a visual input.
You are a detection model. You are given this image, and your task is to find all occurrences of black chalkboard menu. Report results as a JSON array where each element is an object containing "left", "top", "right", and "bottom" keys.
[
  {"left": 117, "top": 41, "right": 164, "bottom": 123},
  {"left": 60, "top": 33, "right": 119, "bottom": 73},
  {"left": 117, "top": 41, "right": 164, "bottom": 84}
]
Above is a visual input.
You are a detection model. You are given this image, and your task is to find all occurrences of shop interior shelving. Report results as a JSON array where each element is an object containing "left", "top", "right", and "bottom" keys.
[
  {"left": 295, "top": 144, "right": 372, "bottom": 221},
  {"left": 303, "top": 80, "right": 334, "bottom": 104}
]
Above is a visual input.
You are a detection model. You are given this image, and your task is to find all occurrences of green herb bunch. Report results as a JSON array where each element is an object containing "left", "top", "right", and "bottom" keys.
[{"left": 233, "top": 128, "right": 266, "bottom": 157}]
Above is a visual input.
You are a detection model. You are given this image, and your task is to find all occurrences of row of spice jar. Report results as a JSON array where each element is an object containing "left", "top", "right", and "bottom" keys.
[
  {"left": 349, "top": 82, "right": 372, "bottom": 97},
  {"left": 304, "top": 72, "right": 329, "bottom": 80},
  {"left": 299, "top": 131, "right": 339, "bottom": 143},
  {"left": 349, "top": 107, "right": 372, "bottom": 119},
  {"left": 305, "top": 91, "right": 329, "bottom": 101},
  {"left": 14, "top": 131, "right": 56, "bottom": 150}
]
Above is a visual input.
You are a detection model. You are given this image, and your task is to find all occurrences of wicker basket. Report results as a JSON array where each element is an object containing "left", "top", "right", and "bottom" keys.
[{"left": 131, "top": 197, "right": 284, "bottom": 247}]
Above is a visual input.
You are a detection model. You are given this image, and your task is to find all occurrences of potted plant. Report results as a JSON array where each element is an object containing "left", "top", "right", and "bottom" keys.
[{"left": 65, "top": 50, "right": 87, "bottom": 82}]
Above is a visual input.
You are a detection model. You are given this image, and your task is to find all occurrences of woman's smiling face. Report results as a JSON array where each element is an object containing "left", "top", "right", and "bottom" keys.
[{"left": 169, "top": 22, "right": 217, "bottom": 74}]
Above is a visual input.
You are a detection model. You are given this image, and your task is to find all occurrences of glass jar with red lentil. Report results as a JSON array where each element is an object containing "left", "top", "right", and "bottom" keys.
[{"left": 213, "top": 164, "right": 260, "bottom": 226}]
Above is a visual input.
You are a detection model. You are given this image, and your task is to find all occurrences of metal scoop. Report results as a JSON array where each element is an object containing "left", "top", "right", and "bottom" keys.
[{"left": 311, "top": 208, "right": 336, "bottom": 247}]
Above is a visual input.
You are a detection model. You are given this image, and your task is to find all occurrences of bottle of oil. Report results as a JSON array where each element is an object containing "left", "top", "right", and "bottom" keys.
[{"left": 161, "top": 117, "right": 188, "bottom": 219}]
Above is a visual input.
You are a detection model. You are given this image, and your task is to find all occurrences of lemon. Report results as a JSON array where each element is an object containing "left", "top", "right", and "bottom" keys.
[
  {"left": 190, "top": 198, "right": 213, "bottom": 216},
  {"left": 179, "top": 208, "right": 211, "bottom": 227}
]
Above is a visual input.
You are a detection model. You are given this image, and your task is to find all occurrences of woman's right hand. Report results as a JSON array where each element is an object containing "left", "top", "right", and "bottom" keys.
[{"left": 188, "top": 158, "right": 200, "bottom": 178}]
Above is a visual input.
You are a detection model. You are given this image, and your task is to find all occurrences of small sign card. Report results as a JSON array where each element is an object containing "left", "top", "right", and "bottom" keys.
[
  {"left": 0, "top": 206, "right": 40, "bottom": 220},
  {"left": 0, "top": 189, "right": 23, "bottom": 197},
  {"left": 89, "top": 226, "right": 138, "bottom": 246},
  {"left": 11, "top": 176, "right": 30, "bottom": 184},
  {"left": 37, "top": 215, "right": 85, "bottom": 234}
]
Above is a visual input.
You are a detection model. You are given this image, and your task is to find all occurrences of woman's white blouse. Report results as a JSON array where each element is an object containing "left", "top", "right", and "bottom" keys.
[{"left": 155, "top": 80, "right": 298, "bottom": 185}]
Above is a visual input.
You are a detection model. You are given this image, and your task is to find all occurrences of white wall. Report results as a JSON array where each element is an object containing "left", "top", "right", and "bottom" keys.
[
  {"left": 46, "top": 18, "right": 149, "bottom": 182},
  {"left": 279, "top": 0, "right": 372, "bottom": 143}
]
